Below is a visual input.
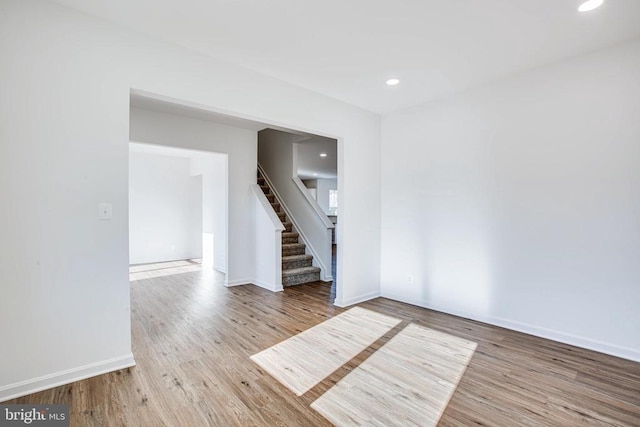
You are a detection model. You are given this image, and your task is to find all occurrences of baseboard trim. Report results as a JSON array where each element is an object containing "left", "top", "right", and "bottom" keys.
[
  {"left": 252, "top": 279, "right": 284, "bottom": 293},
  {"left": 381, "top": 292, "right": 640, "bottom": 363},
  {"left": 0, "top": 353, "right": 136, "bottom": 403},
  {"left": 494, "top": 316, "right": 640, "bottom": 362},
  {"left": 226, "top": 278, "right": 286, "bottom": 292},
  {"left": 334, "top": 291, "right": 380, "bottom": 308},
  {"left": 224, "top": 278, "right": 253, "bottom": 287}
]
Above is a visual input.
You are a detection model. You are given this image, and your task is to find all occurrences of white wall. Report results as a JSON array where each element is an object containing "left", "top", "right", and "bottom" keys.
[
  {"left": 190, "top": 153, "right": 227, "bottom": 271},
  {"left": 381, "top": 39, "right": 640, "bottom": 361},
  {"left": 316, "top": 179, "right": 338, "bottom": 215},
  {"left": 129, "top": 151, "right": 202, "bottom": 264},
  {"left": 252, "top": 185, "right": 284, "bottom": 292},
  {"left": 130, "top": 108, "right": 252, "bottom": 285},
  {"left": 0, "top": 0, "right": 380, "bottom": 400},
  {"left": 210, "top": 157, "right": 228, "bottom": 272}
]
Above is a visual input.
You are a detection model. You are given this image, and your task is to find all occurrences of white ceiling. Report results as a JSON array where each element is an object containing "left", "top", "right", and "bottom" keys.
[{"left": 81, "top": 0, "right": 640, "bottom": 114}]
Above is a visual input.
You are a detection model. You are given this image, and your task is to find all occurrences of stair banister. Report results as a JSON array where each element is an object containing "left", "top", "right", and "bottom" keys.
[{"left": 292, "top": 176, "right": 335, "bottom": 230}]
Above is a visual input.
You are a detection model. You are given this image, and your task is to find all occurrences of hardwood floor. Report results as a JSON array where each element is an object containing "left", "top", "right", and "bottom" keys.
[
  {"left": 312, "top": 323, "right": 478, "bottom": 426},
  {"left": 251, "top": 306, "right": 401, "bottom": 396},
  {"left": 6, "top": 264, "right": 640, "bottom": 426}
]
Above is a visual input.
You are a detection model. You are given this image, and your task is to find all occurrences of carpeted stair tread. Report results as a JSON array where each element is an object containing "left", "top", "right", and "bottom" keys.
[
  {"left": 282, "top": 266, "right": 321, "bottom": 286},
  {"left": 282, "top": 243, "right": 304, "bottom": 249},
  {"left": 282, "top": 231, "right": 299, "bottom": 241},
  {"left": 282, "top": 254, "right": 312, "bottom": 262},
  {"left": 282, "top": 243, "right": 306, "bottom": 256},
  {"left": 282, "top": 254, "right": 313, "bottom": 270},
  {"left": 282, "top": 266, "right": 321, "bottom": 277}
]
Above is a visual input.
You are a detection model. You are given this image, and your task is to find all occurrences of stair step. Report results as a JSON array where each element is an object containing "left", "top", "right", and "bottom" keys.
[
  {"left": 260, "top": 185, "right": 270, "bottom": 193},
  {"left": 257, "top": 177, "right": 265, "bottom": 185},
  {"left": 282, "top": 243, "right": 305, "bottom": 256},
  {"left": 282, "top": 254, "right": 313, "bottom": 270},
  {"left": 277, "top": 212, "right": 286, "bottom": 222},
  {"left": 271, "top": 202, "right": 281, "bottom": 212},
  {"left": 266, "top": 193, "right": 276, "bottom": 203},
  {"left": 282, "top": 222, "right": 292, "bottom": 232},
  {"left": 282, "top": 266, "right": 321, "bottom": 287},
  {"left": 282, "top": 232, "right": 299, "bottom": 244}
]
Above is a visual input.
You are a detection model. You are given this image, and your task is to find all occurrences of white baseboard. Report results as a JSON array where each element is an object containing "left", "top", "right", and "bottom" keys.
[
  {"left": 0, "top": 353, "right": 136, "bottom": 403},
  {"left": 252, "top": 279, "right": 284, "bottom": 293},
  {"left": 226, "top": 278, "right": 286, "bottom": 292},
  {"left": 224, "top": 278, "right": 253, "bottom": 287},
  {"left": 381, "top": 292, "right": 640, "bottom": 363},
  {"left": 334, "top": 291, "right": 380, "bottom": 308},
  {"left": 492, "top": 316, "right": 640, "bottom": 363}
]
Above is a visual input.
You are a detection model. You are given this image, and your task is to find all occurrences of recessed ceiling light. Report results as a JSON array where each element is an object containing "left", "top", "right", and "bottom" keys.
[
  {"left": 313, "top": 173, "right": 318, "bottom": 176},
  {"left": 578, "top": 0, "right": 604, "bottom": 12},
  {"left": 320, "top": 153, "right": 327, "bottom": 157},
  {"left": 386, "top": 78, "right": 400, "bottom": 86}
]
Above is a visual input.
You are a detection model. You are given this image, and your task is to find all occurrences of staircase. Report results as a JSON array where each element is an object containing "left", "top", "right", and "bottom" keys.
[{"left": 258, "top": 172, "right": 321, "bottom": 287}]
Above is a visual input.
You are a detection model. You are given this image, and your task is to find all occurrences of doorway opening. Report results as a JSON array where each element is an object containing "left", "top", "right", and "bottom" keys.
[
  {"left": 128, "top": 142, "right": 228, "bottom": 282},
  {"left": 128, "top": 89, "right": 342, "bottom": 303}
]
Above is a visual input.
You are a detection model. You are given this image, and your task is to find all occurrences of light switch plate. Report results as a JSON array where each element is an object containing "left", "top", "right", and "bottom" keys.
[{"left": 98, "top": 203, "right": 113, "bottom": 220}]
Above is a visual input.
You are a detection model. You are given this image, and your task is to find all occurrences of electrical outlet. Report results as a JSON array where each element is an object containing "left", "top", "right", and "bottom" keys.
[{"left": 98, "top": 203, "right": 113, "bottom": 220}]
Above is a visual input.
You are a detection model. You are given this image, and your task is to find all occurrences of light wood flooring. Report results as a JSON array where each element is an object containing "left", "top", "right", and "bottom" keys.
[
  {"left": 251, "top": 306, "right": 401, "bottom": 396},
  {"left": 6, "top": 263, "right": 640, "bottom": 426},
  {"left": 312, "top": 323, "right": 477, "bottom": 426}
]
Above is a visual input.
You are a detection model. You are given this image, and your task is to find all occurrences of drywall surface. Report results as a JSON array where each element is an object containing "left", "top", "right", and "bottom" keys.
[
  {"left": 129, "top": 151, "right": 202, "bottom": 264},
  {"left": 252, "top": 185, "right": 284, "bottom": 292},
  {"left": 209, "top": 156, "right": 228, "bottom": 272},
  {"left": 381, "top": 39, "right": 640, "bottom": 361},
  {"left": 0, "top": 0, "right": 380, "bottom": 399},
  {"left": 316, "top": 179, "right": 338, "bottom": 215},
  {"left": 190, "top": 153, "right": 227, "bottom": 271}
]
